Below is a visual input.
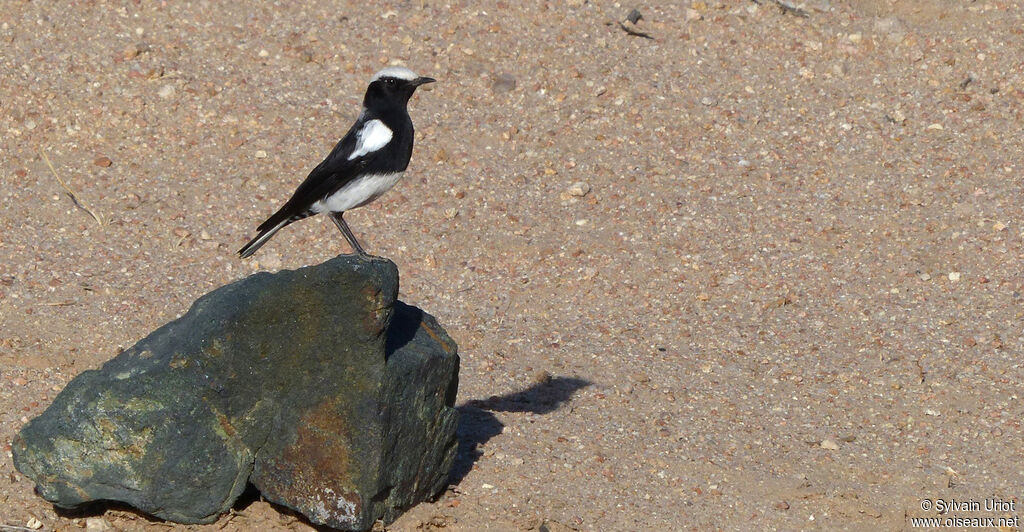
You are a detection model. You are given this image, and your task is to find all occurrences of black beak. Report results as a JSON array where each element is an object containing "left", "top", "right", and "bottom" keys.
[{"left": 411, "top": 76, "right": 436, "bottom": 87}]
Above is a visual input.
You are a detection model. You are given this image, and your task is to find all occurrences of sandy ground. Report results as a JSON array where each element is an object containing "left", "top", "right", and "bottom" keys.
[{"left": 2, "top": 0, "right": 1023, "bottom": 530}]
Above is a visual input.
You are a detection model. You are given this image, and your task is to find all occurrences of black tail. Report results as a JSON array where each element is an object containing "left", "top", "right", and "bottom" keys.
[
  {"left": 239, "top": 201, "right": 315, "bottom": 258},
  {"left": 238, "top": 216, "right": 291, "bottom": 258}
]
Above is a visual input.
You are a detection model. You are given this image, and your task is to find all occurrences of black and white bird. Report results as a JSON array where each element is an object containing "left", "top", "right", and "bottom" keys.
[{"left": 238, "top": 66, "right": 435, "bottom": 258}]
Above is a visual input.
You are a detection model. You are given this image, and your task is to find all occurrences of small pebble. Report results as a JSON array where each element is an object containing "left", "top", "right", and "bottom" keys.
[
  {"left": 157, "top": 84, "right": 175, "bottom": 99},
  {"left": 86, "top": 517, "right": 113, "bottom": 531},
  {"left": 260, "top": 253, "right": 282, "bottom": 271},
  {"left": 12, "top": 377, "right": 28, "bottom": 386},
  {"left": 122, "top": 44, "right": 140, "bottom": 60},
  {"left": 874, "top": 16, "right": 906, "bottom": 43},
  {"left": 567, "top": 181, "right": 591, "bottom": 197},
  {"left": 820, "top": 439, "right": 840, "bottom": 450},
  {"left": 948, "top": 272, "right": 961, "bottom": 282},
  {"left": 94, "top": 156, "right": 113, "bottom": 167},
  {"left": 254, "top": 150, "right": 268, "bottom": 159},
  {"left": 629, "top": 372, "right": 650, "bottom": 383},
  {"left": 444, "top": 208, "right": 459, "bottom": 219},
  {"left": 258, "top": 49, "right": 270, "bottom": 57},
  {"left": 491, "top": 72, "right": 516, "bottom": 93},
  {"left": 26, "top": 518, "right": 43, "bottom": 530}
]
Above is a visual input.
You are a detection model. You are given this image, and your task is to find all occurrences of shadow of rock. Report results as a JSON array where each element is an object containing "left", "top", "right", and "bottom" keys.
[{"left": 449, "top": 376, "right": 590, "bottom": 485}]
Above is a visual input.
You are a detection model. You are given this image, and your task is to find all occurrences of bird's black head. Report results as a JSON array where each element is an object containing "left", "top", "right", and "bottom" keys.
[{"left": 364, "top": 67, "right": 435, "bottom": 109}]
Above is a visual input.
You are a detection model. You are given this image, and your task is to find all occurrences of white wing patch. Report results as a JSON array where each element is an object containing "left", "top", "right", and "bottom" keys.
[
  {"left": 348, "top": 119, "right": 393, "bottom": 160},
  {"left": 312, "top": 172, "right": 404, "bottom": 214}
]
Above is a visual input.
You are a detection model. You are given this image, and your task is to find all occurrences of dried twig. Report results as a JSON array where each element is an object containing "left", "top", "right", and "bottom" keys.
[
  {"left": 1, "top": 525, "right": 42, "bottom": 532},
  {"left": 217, "top": 511, "right": 238, "bottom": 530},
  {"left": 40, "top": 150, "right": 103, "bottom": 226}
]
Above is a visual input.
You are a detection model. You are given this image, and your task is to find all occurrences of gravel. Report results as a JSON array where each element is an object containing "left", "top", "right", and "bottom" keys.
[{"left": 2, "top": 1, "right": 1023, "bottom": 531}]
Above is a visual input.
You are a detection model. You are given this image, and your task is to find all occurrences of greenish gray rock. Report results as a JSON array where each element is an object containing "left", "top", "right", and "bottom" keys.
[{"left": 12, "top": 256, "right": 459, "bottom": 531}]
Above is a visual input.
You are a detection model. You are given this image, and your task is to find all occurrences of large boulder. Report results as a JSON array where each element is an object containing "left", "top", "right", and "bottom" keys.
[{"left": 12, "top": 256, "right": 459, "bottom": 531}]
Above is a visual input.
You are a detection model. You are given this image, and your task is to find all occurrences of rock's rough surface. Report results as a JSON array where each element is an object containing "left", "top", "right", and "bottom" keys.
[{"left": 12, "top": 256, "right": 459, "bottom": 531}]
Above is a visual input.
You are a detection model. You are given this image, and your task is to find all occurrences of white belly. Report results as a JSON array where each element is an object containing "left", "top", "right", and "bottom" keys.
[{"left": 311, "top": 172, "right": 403, "bottom": 214}]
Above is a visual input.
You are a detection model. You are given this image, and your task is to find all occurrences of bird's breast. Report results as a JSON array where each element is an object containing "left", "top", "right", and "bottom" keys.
[{"left": 311, "top": 172, "right": 404, "bottom": 214}]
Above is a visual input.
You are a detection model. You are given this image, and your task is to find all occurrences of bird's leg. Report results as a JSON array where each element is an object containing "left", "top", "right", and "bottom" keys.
[{"left": 329, "top": 212, "right": 367, "bottom": 256}]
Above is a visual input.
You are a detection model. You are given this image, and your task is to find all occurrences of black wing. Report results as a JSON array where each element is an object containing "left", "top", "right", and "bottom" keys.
[{"left": 254, "top": 118, "right": 372, "bottom": 233}]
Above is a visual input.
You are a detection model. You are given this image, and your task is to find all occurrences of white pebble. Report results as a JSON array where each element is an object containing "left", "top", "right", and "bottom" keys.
[
  {"left": 568, "top": 181, "right": 591, "bottom": 197},
  {"left": 86, "top": 517, "right": 113, "bottom": 531}
]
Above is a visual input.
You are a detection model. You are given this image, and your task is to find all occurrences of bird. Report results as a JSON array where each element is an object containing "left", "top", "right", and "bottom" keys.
[{"left": 238, "top": 66, "right": 435, "bottom": 259}]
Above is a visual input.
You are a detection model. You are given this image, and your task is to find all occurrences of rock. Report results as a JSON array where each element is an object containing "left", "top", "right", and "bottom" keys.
[{"left": 13, "top": 256, "right": 459, "bottom": 531}]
